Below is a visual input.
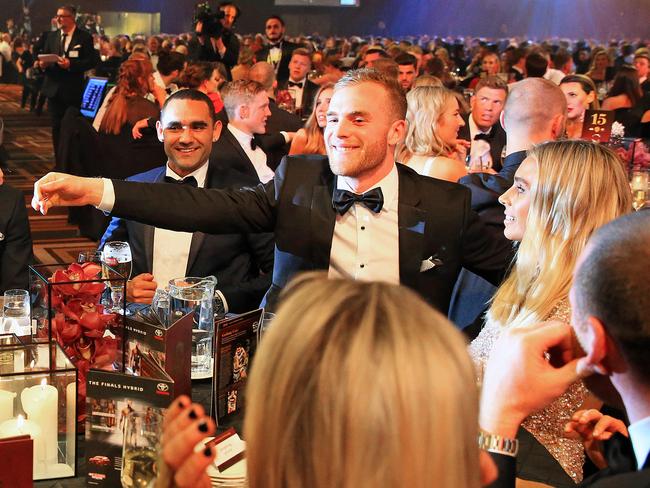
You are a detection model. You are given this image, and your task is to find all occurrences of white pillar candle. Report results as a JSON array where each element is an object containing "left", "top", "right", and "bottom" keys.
[
  {"left": 0, "top": 389, "right": 16, "bottom": 423},
  {"left": 0, "top": 414, "right": 42, "bottom": 468},
  {"left": 21, "top": 379, "right": 59, "bottom": 467}
]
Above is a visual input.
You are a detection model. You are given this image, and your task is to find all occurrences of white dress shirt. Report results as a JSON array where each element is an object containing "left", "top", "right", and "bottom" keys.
[
  {"left": 151, "top": 162, "right": 209, "bottom": 288},
  {"left": 227, "top": 124, "right": 274, "bottom": 183},
  {"left": 61, "top": 26, "right": 75, "bottom": 54},
  {"left": 468, "top": 113, "right": 491, "bottom": 149},
  {"left": 287, "top": 77, "right": 306, "bottom": 110},
  {"left": 628, "top": 416, "right": 650, "bottom": 469},
  {"left": 328, "top": 164, "right": 400, "bottom": 284}
]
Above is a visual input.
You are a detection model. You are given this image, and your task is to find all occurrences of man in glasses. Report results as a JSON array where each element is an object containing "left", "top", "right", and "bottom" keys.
[
  {"left": 99, "top": 89, "right": 274, "bottom": 314},
  {"left": 35, "top": 5, "right": 96, "bottom": 157}
]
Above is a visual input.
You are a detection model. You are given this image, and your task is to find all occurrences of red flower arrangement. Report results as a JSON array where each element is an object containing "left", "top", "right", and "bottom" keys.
[{"left": 40, "top": 262, "right": 122, "bottom": 411}]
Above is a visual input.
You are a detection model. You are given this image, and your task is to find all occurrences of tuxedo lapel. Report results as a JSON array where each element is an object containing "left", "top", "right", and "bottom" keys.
[
  {"left": 53, "top": 30, "right": 63, "bottom": 56},
  {"left": 310, "top": 172, "right": 337, "bottom": 270},
  {"left": 397, "top": 166, "right": 426, "bottom": 289},
  {"left": 224, "top": 129, "right": 258, "bottom": 177}
]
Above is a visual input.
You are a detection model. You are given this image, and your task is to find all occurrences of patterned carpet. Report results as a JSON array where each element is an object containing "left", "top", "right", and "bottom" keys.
[{"left": 1, "top": 84, "right": 97, "bottom": 264}]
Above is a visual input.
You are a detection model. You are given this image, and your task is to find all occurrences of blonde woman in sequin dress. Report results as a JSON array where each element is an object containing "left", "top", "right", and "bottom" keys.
[{"left": 469, "top": 140, "right": 632, "bottom": 487}]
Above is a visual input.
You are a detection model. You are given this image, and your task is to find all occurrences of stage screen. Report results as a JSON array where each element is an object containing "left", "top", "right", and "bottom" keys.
[{"left": 275, "top": 0, "right": 359, "bottom": 6}]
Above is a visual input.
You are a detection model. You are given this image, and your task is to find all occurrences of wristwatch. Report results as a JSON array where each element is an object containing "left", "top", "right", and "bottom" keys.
[{"left": 477, "top": 430, "right": 519, "bottom": 457}]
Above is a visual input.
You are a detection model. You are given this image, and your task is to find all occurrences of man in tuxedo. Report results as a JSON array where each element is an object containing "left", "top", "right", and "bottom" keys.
[
  {"left": 481, "top": 210, "right": 650, "bottom": 487},
  {"left": 256, "top": 16, "right": 299, "bottom": 84},
  {"left": 35, "top": 5, "right": 96, "bottom": 154},
  {"left": 211, "top": 79, "right": 280, "bottom": 181},
  {"left": 458, "top": 75, "right": 508, "bottom": 172},
  {"left": 100, "top": 89, "right": 274, "bottom": 313},
  {"left": 0, "top": 183, "right": 33, "bottom": 293},
  {"left": 248, "top": 61, "right": 302, "bottom": 168},
  {"left": 276, "top": 48, "right": 319, "bottom": 119},
  {"left": 32, "top": 68, "right": 512, "bottom": 313}
]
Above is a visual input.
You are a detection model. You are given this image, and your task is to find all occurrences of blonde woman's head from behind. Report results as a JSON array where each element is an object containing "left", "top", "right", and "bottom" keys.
[{"left": 244, "top": 273, "right": 485, "bottom": 488}]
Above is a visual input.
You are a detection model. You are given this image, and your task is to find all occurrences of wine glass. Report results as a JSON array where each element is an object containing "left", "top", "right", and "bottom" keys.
[
  {"left": 630, "top": 171, "right": 648, "bottom": 211},
  {"left": 102, "top": 242, "right": 132, "bottom": 313},
  {"left": 120, "top": 409, "right": 162, "bottom": 488}
]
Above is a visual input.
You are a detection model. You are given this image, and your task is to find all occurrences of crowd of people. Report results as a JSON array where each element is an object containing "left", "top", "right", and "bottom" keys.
[{"left": 1, "top": 3, "right": 650, "bottom": 488}]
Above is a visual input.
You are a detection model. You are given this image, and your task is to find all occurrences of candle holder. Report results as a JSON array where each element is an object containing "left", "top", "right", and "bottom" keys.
[
  {"left": 29, "top": 263, "right": 126, "bottom": 430},
  {"left": 0, "top": 341, "right": 77, "bottom": 480}
]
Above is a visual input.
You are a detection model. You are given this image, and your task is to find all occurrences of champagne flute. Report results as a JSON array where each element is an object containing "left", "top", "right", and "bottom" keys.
[{"left": 102, "top": 241, "right": 132, "bottom": 313}]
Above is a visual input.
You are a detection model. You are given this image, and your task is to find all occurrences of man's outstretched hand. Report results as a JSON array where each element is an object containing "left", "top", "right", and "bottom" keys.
[{"left": 32, "top": 172, "right": 104, "bottom": 215}]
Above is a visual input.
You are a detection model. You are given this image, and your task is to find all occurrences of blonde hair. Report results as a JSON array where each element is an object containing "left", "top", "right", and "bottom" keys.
[
  {"left": 300, "top": 83, "right": 334, "bottom": 155},
  {"left": 245, "top": 273, "right": 481, "bottom": 488},
  {"left": 398, "top": 86, "right": 457, "bottom": 161},
  {"left": 488, "top": 140, "right": 632, "bottom": 328}
]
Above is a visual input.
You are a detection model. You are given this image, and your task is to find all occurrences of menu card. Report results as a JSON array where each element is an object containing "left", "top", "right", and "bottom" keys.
[{"left": 211, "top": 309, "right": 262, "bottom": 424}]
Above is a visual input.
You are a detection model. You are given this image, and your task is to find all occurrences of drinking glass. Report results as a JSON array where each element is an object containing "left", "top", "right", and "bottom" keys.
[
  {"left": 102, "top": 242, "right": 132, "bottom": 313},
  {"left": 257, "top": 312, "right": 276, "bottom": 343},
  {"left": 120, "top": 410, "right": 162, "bottom": 488},
  {"left": 630, "top": 170, "right": 648, "bottom": 211},
  {"left": 78, "top": 249, "right": 103, "bottom": 264},
  {"left": 2, "top": 289, "right": 31, "bottom": 337}
]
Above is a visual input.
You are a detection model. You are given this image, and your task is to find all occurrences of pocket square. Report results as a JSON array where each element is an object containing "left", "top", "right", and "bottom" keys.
[
  {"left": 420, "top": 255, "right": 443, "bottom": 272},
  {"left": 73, "top": 44, "right": 82, "bottom": 49}
]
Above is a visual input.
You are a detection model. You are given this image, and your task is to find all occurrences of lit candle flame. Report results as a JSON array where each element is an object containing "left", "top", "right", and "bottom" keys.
[
  {"left": 40, "top": 378, "right": 47, "bottom": 388},
  {"left": 17, "top": 414, "right": 24, "bottom": 428}
]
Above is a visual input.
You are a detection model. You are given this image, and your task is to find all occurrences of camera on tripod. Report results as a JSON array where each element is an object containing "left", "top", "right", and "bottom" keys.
[{"left": 193, "top": 1, "right": 226, "bottom": 38}]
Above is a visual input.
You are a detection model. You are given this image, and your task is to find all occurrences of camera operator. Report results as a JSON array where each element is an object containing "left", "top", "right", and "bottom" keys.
[{"left": 194, "top": 1, "right": 240, "bottom": 81}]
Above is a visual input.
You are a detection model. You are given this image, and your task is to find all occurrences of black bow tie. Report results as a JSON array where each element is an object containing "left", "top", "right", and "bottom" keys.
[
  {"left": 332, "top": 188, "right": 384, "bottom": 216},
  {"left": 250, "top": 136, "right": 261, "bottom": 151},
  {"left": 474, "top": 132, "right": 492, "bottom": 142},
  {"left": 164, "top": 175, "right": 198, "bottom": 187},
  {"left": 288, "top": 80, "right": 304, "bottom": 89}
]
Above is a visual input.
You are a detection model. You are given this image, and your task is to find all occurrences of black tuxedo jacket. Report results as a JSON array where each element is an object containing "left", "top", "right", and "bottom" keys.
[
  {"left": 263, "top": 99, "right": 303, "bottom": 169},
  {"left": 276, "top": 78, "right": 319, "bottom": 119},
  {"left": 110, "top": 156, "right": 513, "bottom": 312},
  {"left": 209, "top": 127, "right": 280, "bottom": 178},
  {"left": 99, "top": 165, "right": 274, "bottom": 313},
  {"left": 458, "top": 113, "right": 507, "bottom": 172},
  {"left": 489, "top": 433, "right": 650, "bottom": 488},
  {"left": 256, "top": 40, "right": 300, "bottom": 83},
  {"left": 0, "top": 184, "right": 33, "bottom": 293},
  {"left": 40, "top": 28, "right": 97, "bottom": 104}
]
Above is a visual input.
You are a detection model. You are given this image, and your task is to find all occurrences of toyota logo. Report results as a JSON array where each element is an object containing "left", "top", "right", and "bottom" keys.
[
  {"left": 154, "top": 329, "right": 163, "bottom": 337},
  {"left": 157, "top": 383, "right": 169, "bottom": 392}
]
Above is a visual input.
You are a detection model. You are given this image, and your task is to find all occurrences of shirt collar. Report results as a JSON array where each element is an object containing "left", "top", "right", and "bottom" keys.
[
  {"left": 288, "top": 77, "right": 306, "bottom": 84},
  {"left": 336, "top": 163, "right": 398, "bottom": 211},
  {"left": 165, "top": 160, "right": 209, "bottom": 188},
  {"left": 62, "top": 25, "right": 75, "bottom": 37},
  {"left": 227, "top": 123, "right": 254, "bottom": 146},
  {"left": 469, "top": 112, "right": 490, "bottom": 139},
  {"left": 628, "top": 416, "right": 650, "bottom": 470}
]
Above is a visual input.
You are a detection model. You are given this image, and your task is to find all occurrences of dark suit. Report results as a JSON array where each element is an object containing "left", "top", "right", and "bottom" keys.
[
  {"left": 209, "top": 127, "right": 277, "bottom": 179},
  {"left": 489, "top": 433, "right": 650, "bottom": 488},
  {"left": 458, "top": 113, "right": 507, "bottom": 172},
  {"left": 99, "top": 165, "right": 274, "bottom": 313},
  {"left": 40, "top": 27, "right": 97, "bottom": 153},
  {"left": 196, "top": 30, "right": 239, "bottom": 80},
  {"left": 109, "top": 156, "right": 513, "bottom": 312},
  {"left": 256, "top": 40, "right": 300, "bottom": 84},
  {"left": 0, "top": 185, "right": 33, "bottom": 293},
  {"left": 277, "top": 78, "right": 319, "bottom": 119},
  {"left": 262, "top": 99, "right": 303, "bottom": 169}
]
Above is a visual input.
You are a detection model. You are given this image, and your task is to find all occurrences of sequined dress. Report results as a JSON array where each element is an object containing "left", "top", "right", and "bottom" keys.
[{"left": 469, "top": 300, "right": 588, "bottom": 484}]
